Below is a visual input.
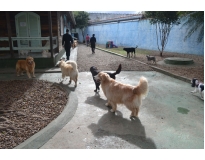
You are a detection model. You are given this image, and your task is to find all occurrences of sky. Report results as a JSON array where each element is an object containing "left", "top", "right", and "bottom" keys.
[{"left": 1, "top": 0, "right": 203, "bottom": 11}]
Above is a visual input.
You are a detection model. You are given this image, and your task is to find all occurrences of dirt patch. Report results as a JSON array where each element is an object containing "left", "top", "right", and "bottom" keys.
[
  {"left": 94, "top": 44, "right": 204, "bottom": 82},
  {"left": 134, "top": 52, "right": 204, "bottom": 82},
  {"left": 0, "top": 80, "right": 68, "bottom": 149}
]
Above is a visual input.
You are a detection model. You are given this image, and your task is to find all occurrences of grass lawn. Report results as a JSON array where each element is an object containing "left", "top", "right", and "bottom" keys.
[{"left": 96, "top": 44, "right": 159, "bottom": 57}]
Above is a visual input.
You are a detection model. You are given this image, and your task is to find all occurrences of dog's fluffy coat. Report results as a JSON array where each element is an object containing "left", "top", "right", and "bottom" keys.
[
  {"left": 90, "top": 64, "right": 121, "bottom": 92},
  {"left": 16, "top": 56, "right": 35, "bottom": 78},
  {"left": 94, "top": 72, "right": 148, "bottom": 117},
  {"left": 57, "top": 60, "right": 78, "bottom": 87}
]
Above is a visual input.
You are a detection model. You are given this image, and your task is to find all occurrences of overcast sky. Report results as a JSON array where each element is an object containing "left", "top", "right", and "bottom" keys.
[{"left": 1, "top": 0, "right": 203, "bottom": 12}]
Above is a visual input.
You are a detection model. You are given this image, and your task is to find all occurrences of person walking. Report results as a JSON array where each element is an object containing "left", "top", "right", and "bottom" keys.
[
  {"left": 90, "top": 34, "right": 96, "bottom": 54},
  {"left": 86, "top": 34, "right": 90, "bottom": 47},
  {"left": 62, "top": 29, "right": 73, "bottom": 61}
]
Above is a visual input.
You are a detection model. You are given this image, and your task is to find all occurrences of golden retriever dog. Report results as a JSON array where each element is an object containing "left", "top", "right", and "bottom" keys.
[
  {"left": 56, "top": 60, "right": 78, "bottom": 87},
  {"left": 16, "top": 56, "right": 35, "bottom": 79},
  {"left": 94, "top": 72, "right": 148, "bottom": 118}
]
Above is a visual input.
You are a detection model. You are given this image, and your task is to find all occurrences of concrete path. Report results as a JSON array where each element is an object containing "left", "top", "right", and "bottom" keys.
[
  {"left": 39, "top": 71, "right": 204, "bottom": 149},
  {"left": 0, "top": 46, "right": 204, "bottom": 149}
]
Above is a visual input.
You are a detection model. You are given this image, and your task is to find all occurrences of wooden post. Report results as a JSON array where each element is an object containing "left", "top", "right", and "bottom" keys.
[
  {"left": 56, "top": 11, "right": 60, "bottom": 53},
  {"left": 6, "top": 11, "right": 14, "bottom": 58},
  {"left": 48, "top": 11, "right": 53, "bottom": 58}
]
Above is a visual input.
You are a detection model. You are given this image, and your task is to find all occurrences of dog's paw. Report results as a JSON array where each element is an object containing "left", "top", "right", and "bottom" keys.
[
  {"left": 95, "top": 89, "right": 100, "bottom": 92},
  {"left": 105, "top": 103, "right": 109, "bottom": 106}
]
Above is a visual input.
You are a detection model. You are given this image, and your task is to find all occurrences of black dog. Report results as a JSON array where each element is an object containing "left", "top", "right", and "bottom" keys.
[
  {"left": 90, "top": 64, "right": 122, "bottom": 92},
  {"left": 123, "top": 45, "right": 138, "bottom": 58}
]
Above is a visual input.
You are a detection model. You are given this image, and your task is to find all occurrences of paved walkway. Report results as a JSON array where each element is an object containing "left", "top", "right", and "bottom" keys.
[{"left": 0, "top": 46, "right": 204, "bottom": 149}]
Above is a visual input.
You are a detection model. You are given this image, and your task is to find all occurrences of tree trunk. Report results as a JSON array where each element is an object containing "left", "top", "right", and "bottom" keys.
[
  {"left": 160, "top": 51, "right": 163, "bottom": 57},
  {"left": 81, "top": 28, "right": 85, "bottom": 43},
  {"left": 156, "top": 23, "right": 172, "bottom": 57}
]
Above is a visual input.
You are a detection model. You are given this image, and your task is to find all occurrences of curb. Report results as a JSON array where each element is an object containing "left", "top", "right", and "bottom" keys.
[
  {"left": 14, "top": 84, "right": 78, "bottom": 149},
  {"left": 0, "top": 66, "right": 62, "bottom": 74},
  {"left": 96, "top": 46, "right": 191, "bottom": 84}
]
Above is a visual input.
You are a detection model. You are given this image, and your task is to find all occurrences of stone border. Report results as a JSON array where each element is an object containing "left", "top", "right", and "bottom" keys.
[{"left": 164, "top": 57, "right": 194, "bottom": 65}]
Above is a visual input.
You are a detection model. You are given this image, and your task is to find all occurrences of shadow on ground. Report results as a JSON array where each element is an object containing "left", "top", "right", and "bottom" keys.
[
  {"left": 85, "top": 94, "right": 156, "bottom": 149},
  {"left": 88, "top": 112, "right": 156, "bottom": 149}
]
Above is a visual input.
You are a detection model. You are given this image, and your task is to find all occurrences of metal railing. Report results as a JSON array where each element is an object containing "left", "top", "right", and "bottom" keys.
[{"left": 0, "top": 36, "right": 58, "bottom": 51}]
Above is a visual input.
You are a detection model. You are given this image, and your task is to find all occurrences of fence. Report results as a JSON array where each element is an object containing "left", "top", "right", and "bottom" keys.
[{"left": 77, "top": 19, "right": 204, "bottom": 55}]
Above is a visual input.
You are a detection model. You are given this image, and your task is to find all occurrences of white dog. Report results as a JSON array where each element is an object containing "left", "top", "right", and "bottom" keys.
[
  {"left": 56, "top": 59, "right": 78, "bottom": 87},
  {"left": 19, "top": 50, "right": 29, "bottom": 57},
  {"left": 42, "top": 50, "right": 51, "bottom": 58},
  {"left": 191, "top": 78, "right": 204, "bottom": 100}
]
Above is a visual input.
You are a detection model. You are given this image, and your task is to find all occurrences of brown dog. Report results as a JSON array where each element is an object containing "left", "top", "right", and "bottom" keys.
[
  {"left": 16, "top": 56, "right": 35, "bottom": 78},
  {"left": 94, "top": 72, "right": 148, "bottom": 118}
]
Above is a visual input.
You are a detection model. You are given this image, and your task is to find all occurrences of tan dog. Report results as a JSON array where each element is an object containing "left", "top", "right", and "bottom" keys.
[
  {"left": 94, "top": 72, "right": 148, "bottom": 118},
  {"left": 16, "top": 56, "right": 35, "bottom": 79},
  {"left": 56, "top": 60, "right": 78, "bottom": 87},
  {"left": 72, "top": 40, "right": 78, "bottom": 49}
]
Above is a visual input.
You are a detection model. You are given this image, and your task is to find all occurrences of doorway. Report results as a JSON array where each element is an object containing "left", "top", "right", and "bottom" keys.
[{"left": 15, "top": 12, "right": 42, "bottom": 52}]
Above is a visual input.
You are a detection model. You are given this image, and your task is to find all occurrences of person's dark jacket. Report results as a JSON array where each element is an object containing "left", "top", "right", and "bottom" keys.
[
  {"left": 90, "top": 36, "right": 96, "bottom": 48},
  {"left": 62, "top": 33, "right": 73, "bottom": 50}
]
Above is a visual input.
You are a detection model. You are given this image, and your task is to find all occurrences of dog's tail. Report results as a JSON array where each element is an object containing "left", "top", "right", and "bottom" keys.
[
  {"left": 133, "top": 76, "right": 148, "bottom": 97},
  {"left": 114, "top": 64, "right": 122, "bottom": 75},
  {"left": 65, "top": 60, "right": 78, "bottom": 70}
]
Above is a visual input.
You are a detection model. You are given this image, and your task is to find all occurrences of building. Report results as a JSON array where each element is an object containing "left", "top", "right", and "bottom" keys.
[{"left": 0, "top": 11, "right": 76, "bottom": 68}]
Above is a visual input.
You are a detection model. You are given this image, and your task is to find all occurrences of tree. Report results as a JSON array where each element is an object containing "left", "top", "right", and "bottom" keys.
[
  {"left": 178, "top": 11, "right": 204, "bottom": 43},
  {"left": 74, "top": 11, "right": 90, "bottom": 42},
  {"left": 145, "top": 11, "right": 180, "bottom": 56}
]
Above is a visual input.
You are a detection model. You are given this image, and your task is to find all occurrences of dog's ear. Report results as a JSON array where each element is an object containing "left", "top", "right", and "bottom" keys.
[
  {"left": 99, "top": 72, "right": 106, "bottom": 81},
  {"left": 191, "top": 78, "right": 198, "bottom": 87},
  {"left": 104, "top": 73, "right": 110, "bottom": 79}
]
